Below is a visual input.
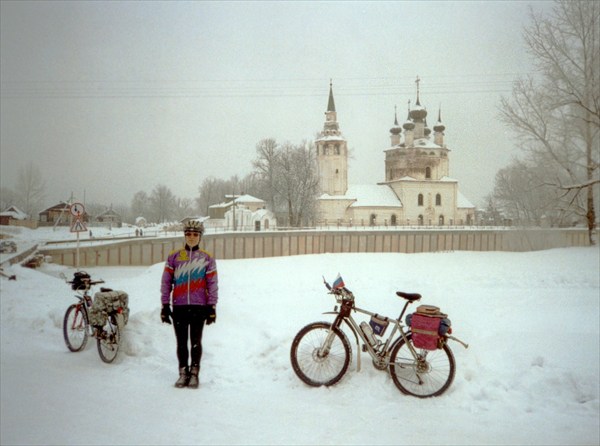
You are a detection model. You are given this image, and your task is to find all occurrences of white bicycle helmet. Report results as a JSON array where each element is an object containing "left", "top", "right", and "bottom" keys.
[{"left": 183, "top": 220, "right": 204, "bottom": 234}]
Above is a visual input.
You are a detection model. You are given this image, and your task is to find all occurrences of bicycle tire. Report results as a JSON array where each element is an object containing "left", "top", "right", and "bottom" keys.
[
  {"left": 389, "top": 334, "right": 456, "bottom": 398},
  {"left": 63, "top": 304, "right": 89, "bottom": 352},
  {"left": 290, "top": 321, "right": 351, "bottom": 387},
  {"left": 97, "top": 313, "right": 121, "bottom": 363}
]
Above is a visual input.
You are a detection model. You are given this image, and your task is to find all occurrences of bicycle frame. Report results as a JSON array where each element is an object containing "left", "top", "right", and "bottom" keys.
[
  {"left": 69, "top": 290, "right": 94, "bottom": 335},
  {"left": 324, "top": 295, "right": 415, "bottom": 372}
]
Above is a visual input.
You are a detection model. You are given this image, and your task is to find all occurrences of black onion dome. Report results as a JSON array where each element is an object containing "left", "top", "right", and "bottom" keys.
[
  {"left": 403, "top": 102, "right": 415, "bottom": 130},
  {"left": 433, "top": 108, "right": 445, "bottom": 132},
  {"left": 390, "top": 107, "right": 402, "bottom": 135}
]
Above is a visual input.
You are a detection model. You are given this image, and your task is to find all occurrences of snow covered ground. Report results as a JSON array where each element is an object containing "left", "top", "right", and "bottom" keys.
[{"left": 0, "top": 227, "right": 599, "bottom": 445}]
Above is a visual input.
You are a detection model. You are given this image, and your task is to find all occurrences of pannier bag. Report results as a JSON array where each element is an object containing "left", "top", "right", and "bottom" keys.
[
  {"left": 406, "top": 305, "right": 451, "bottom": 350},
  {"left": 88, "top": 290, "right": 130, "bottom": 327},
  {"left": 369, "top": 314, "right": 389, "bottom": 336},
  {"left": 71, "top": 271, "right": 91, "bottom": 291}
]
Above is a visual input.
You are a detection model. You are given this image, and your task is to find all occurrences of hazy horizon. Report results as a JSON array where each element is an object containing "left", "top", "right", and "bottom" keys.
[{"left": 1, "top": 0, "right": 555, "bottom": 210}]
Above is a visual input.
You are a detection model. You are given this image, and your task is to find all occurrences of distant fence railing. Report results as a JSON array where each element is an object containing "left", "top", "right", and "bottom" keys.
[{"left": 38, "top": 228, "right": 596, "bottom": 268}]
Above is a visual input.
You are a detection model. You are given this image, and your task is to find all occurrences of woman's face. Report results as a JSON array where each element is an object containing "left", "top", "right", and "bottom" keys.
[{"left": 184, "top": 231, "right": 201, "bottom": 247}]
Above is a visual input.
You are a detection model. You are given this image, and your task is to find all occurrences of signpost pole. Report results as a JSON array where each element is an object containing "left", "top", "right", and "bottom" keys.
[{"left": 70, "top": 202, "right": 86, "bottom": 271}]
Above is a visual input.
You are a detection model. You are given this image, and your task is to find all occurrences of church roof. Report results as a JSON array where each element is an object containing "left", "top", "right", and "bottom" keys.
[
  {"left": 457, "top": 191, "right": 475, "bottom": 209},
  {"left": 209, "top": 194, "right": 265, "bottom": 209},
  {"left": 315, "top": 134, "right": 345, "bottom": 142},
  {"left": 320, "top": 184, "right": 403, "bottom": 208}
]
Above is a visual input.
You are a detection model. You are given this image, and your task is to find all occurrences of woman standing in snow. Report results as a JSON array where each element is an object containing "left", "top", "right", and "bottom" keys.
[{"left": 160, "top": 220, "right": 218, "bottom": 389}]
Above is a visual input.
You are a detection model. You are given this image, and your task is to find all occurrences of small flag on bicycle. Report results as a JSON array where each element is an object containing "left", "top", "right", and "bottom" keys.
[{"left": 332, "top": 274, "right": 345, "bottom": 289}]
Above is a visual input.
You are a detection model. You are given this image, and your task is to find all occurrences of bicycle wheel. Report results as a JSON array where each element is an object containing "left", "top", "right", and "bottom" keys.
[
  {"left": 389, "top": 334, "right": 455, "bottom": 398},
  {"left": 97, "top": 313, "right": 121, "bottom": 363},
  {"left": 290, "top": 321, "right": 351, "bottom": 387},
  {"left": 63, "top": 304, "right": 89, "bottom": 352}
]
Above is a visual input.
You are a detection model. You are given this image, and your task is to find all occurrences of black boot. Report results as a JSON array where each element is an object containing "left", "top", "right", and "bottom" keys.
[
  {"left": 188, "top": 366, "right": 200, "bottom": 389},
  {"left": 174, "top": 367, "right": 189, "bottom": 388}
]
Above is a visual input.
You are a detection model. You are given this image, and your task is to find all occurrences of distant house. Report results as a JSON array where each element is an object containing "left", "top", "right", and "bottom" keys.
[
  {"left": 135, "top": 216, "right": 147, "bottom": 227},
  {"left": 0, "top": 206, "right": 28, "bottom": 226},
  {"left": 208, "top": 194, "right": 267, "bottom": 219},
  {"left": 224, "top": 206, "right": 277, "bottom": 231},
  {"left": 206, "top": 194, "right": 276, "bottom": 231},
  {"left": 38, "top": 202, "right": 89, "bottom": 226},
  {"left": 95, "top": 208, "right": 122, "bottom": 228}
]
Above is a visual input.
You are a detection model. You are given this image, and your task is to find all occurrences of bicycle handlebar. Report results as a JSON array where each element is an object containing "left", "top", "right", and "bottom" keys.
[
  {"left": 323, "top": 278, "right": 353, "bottom": 299},
  {"left": 65, "top": 279, "right": 105, "bottom": 288}
]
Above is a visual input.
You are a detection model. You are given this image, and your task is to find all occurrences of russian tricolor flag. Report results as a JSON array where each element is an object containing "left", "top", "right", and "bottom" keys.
[{"left": 332, "top": 274, "right": 345, "bottom": 289}]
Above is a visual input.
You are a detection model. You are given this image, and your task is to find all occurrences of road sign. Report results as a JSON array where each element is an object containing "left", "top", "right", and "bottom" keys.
[
  {"left": 70, "top": 202, "right": 85, "bottom": 217},
  {"left": 70, "top": 218, "right": 87, "bottom": 233}
]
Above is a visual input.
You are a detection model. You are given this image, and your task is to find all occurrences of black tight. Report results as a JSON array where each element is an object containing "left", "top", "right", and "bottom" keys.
[{"left": 172, "top": 306, "right": 208, "bottom": 368}]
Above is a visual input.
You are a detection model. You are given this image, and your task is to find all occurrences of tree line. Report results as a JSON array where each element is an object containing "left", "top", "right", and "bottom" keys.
[
  {"left": 490, "top": 0, "right": 598, "bottom": 244},
  {"left": 1, "top": 140, "right": 320, "bottom": 227}
]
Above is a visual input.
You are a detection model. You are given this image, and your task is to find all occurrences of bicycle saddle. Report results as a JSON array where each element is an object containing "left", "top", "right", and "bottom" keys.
[{"left": 396, "top": 291, "right": 421, "bottom": 301}]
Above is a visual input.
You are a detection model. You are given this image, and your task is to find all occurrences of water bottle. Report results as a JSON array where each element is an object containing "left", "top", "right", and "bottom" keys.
[{"left": 360, "top": 321, "right": 378, "bottom": 347}]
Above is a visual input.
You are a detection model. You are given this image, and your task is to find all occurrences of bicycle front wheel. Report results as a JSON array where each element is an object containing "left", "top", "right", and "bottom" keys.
[
  {"left": 389, "top": 334, "right": 456, "bottom": 398},
  {"left": 97, "top": 313, "right": 122, "bottom": 363},
  {"left": 290, "top": 321, "right": 351, "bottom": 387},
  {"left": 63, "top": 304, "right": 89, "bottom": 352}
]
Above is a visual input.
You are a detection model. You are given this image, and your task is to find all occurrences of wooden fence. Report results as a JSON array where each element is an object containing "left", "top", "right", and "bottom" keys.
[{"left": 38, "top": 228, "right": 596, "bottom": 268}]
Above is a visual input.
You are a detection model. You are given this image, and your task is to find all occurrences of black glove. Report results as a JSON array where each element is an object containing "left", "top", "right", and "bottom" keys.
[
  {"left": 206, "top": 305, "right": 216, "bottom": 325},
  {"left": 161, "top": 304, "right": 172, "bottom": 325}
]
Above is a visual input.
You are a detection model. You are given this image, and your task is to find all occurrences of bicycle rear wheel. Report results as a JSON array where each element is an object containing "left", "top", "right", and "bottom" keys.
[
  {"left": 389, "top": 334, "right": 455, "bottom": 397},
  {"left": 97, "top": 313, "right": 122, "bottom": 363},
  {"left": 290, "top": 321, "right": 351, "bottom": 387},
  {"left": 63, "top": 304, "right": 89, "bottom": 352}
]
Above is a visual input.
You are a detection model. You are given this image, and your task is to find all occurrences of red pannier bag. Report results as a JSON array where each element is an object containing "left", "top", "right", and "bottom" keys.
[
  {"left": 409, "top": 305, "right": 448, "bottom": 350},
  {"left": 411, "top": 313, "right": 442, "bottom": 350}
]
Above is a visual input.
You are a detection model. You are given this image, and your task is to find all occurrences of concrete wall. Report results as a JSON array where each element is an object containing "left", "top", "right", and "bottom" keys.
[{"left": 39, "top": 228, "right": 596, "bottom": 268}]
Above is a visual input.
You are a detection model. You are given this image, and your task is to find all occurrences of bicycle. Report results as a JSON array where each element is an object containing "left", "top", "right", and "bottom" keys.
[
  {"left": 290, "top": 277, "right": 469, "bottom": 398},
  {"left": 61, "top": 271, "right": 127, "bottom": 363}
]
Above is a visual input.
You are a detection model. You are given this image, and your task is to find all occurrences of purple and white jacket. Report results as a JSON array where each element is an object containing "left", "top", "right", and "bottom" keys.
[{"left": 160, "top": 245, "right": 218, "bottom": 307}]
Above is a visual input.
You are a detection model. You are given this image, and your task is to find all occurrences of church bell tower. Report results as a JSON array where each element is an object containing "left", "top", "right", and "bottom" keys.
[{"left": 315, "top": 80, "right": 348, "bottom": 196}]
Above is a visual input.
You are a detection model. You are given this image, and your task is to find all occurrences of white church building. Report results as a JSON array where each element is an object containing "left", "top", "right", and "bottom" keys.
[{"left": 316, "top": 79, "right": 475, "bottom": 227}]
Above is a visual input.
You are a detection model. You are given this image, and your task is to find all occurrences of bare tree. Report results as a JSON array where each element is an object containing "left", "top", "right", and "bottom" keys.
[
  {"left": 252, "top": 138, "right": 280, "bottom": 212},
  {"left": 0, "top": 187, "right": 18, "bottom": 211},
  {"left": 149, "top": 184, "right": 176, "bottom": 223},
  {"left": 174, "top": 197, "right": 196, "bottom": 221},
  {"left": 196, "top": 177, "right": 233, "bottom": 216},
  {"left": 16, "top": 162, "right": 46, "bottom": 219},
  {"left": 131, "top": 191, "right": 150, "bottom": 220},
  {"left": 258, "top": 140, "right": 319, "bottom": 227},
  {"left": 498, "top": 0, "right": 599, "bottom": 243}
]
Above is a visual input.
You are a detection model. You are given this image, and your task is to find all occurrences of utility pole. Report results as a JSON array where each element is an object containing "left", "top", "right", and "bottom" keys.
[{"left": 225, "top": 193, "right": 240, "bottom": 231}]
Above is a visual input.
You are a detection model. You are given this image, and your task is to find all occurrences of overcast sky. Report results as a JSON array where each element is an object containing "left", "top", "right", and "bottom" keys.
[{"left": 0, "top": 0, "right": 555, "bottom": 210}]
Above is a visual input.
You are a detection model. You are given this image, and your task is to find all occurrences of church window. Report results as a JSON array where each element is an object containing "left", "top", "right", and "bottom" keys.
[
  {"left": 439, "top": 215, "right": 445, "bottom": 225},
  {"left": 418, "top": 194, "right": 424, "bottom": 206},
  {"left": 418, "top": 215, "right": 424, "bottom": 225},
  {"left": 391, "top": 214, "right": 397, "bottom": 226},
  {"left": 335, "top": 144, "right": 340, "bottom": 155},
  {"left": 426, "top": 167, "right": 431, "bottom": 179},
  {"left": 436, "top": 193, "right": 441, "bottom": 206},
  {"left": 370, "top": 214, "right": 376, "bottom": 226},
  {"left": 335, "top": 169, "right": 339, "bottom": 174}
]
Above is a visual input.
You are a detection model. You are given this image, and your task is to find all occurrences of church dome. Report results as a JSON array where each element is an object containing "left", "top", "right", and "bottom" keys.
[
  {"left": 390, "top": 108, "right": 402, "bottom": 135},
  {"left": 433, "top": 108, "right": 445, "bottom": 132},
  {"left": 409, "top": 101, "right": 427, "bottom": 122}
]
